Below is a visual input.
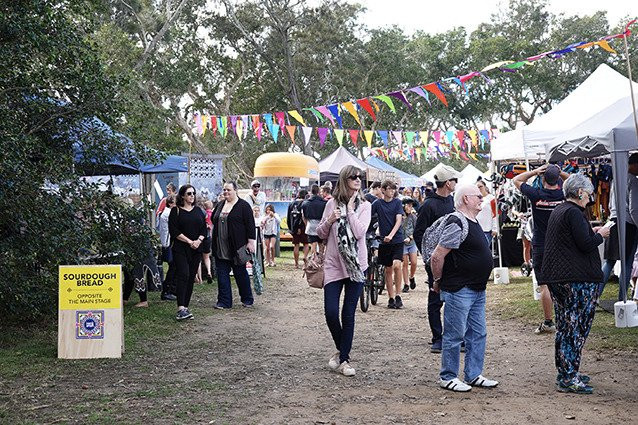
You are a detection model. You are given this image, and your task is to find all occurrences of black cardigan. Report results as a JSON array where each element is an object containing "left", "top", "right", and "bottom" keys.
[
  {"left": 541, "top": 201, "right": 604, "bottom": 284},
  {"left": 211, "top": 198, "right": 256, "bottom": 260}
]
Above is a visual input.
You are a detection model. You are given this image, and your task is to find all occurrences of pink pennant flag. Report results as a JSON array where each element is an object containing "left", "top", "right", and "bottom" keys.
[
  {"left": 456, "top": 130, "right": 466, "bottom": 149},
  {"left": 392, "top": 131, "right": 403, "bottom": 150},
  {"left": 285, "top": 125, "right": 297, "bottom": 144},
  {"left": 255, "top": 120, "right": 263, "bottom": 141},
  {"left": 315, "top": 106, "right": 336, "bottom": 127},
  {"left": 348, "top": 129, "right": 360, "bottom": 147},
  {"left": 317, "top": 127, "right": 329, "bottom": 147},
  {"left": 433, "top": 130, "right": 442, "bottom": 146},
  {"left": 408, "top": 86, "right": 430, "bottom": 103},
  {"left": 275, "top": 112, "right": 286, "bottom": 131},
  {"left": 195, "top": 113, "right": 203, "bottom": 135},
  {"left": 302, "top": 126, "right": 313, "bottom": 147}
]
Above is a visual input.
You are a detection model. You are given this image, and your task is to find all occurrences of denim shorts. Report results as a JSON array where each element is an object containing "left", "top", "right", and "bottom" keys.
[{"left": 403, "top": 241, "right": 417, "bottom": 255}]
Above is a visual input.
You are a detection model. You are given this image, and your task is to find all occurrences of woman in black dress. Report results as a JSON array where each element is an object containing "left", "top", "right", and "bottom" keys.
[{"left": 168, "top": 184, "right": 207, "bottom": 320}]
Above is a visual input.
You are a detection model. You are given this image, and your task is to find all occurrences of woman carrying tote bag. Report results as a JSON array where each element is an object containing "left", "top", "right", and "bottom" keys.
[{"left": 316, "top": 166, "right": 371, "bottom": 377}]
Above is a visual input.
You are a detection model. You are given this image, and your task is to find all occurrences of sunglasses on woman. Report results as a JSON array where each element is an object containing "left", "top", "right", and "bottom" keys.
[
  {"left": 347, "top": 175, "right": 362, "bottom": 181},
  {"left": 185, "top": 191, "right": 195, "bottom": 196}
]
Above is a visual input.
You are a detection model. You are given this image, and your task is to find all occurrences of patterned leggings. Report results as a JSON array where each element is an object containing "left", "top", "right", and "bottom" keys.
[{"left": 548, "top": 283, "right": 598, "bottom": 385}]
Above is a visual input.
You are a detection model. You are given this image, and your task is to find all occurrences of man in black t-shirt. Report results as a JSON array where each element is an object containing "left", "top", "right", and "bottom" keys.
[
  {"left": 431, "top": 184, "right": 498, "bottom": 392},
  {"left": 371, "top": 180, "right": 404, "bottom": 309},
  {"left": 513, "top": 164, "right": 569, "bottom": 335},
  {"left": 414, "top": 164, "right": 458, "bottom": 353}
]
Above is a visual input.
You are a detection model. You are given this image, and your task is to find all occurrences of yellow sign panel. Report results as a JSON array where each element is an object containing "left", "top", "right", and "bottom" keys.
[{"left": 59, "top": 265, "right": 122, "bottom": 310}]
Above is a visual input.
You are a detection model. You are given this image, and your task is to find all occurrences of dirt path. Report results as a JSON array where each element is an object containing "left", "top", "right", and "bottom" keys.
[{"left": 6, "top": 260, "right": 637, "bottom": 424}]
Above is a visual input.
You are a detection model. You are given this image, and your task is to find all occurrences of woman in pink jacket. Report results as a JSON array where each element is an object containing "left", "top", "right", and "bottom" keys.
[{"left": 316, "top": 165, "right": 371, "bottom": 377}]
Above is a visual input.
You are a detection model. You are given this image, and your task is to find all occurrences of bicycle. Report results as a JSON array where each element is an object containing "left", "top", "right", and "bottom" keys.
[{"left": 360, "top": 235, "right": 385, "bottom": 312}]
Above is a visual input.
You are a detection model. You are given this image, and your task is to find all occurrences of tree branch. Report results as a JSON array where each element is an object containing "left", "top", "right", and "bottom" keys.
[{"left": 134, "top": 0, "right": 188, "bottom": 70}]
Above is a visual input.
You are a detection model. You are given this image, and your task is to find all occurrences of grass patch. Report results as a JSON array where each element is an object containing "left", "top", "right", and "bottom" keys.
[
  {"left": 490, "top": 276, "right": 638, "bottom": 351},
  {"left": 0, "top": 281, "right": 219, "bottom": 379}
]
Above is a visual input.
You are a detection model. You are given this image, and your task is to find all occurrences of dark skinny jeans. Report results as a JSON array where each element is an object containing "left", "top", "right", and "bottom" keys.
[{"left": 324, "top": 278, "right": 364, "bottom": 364}]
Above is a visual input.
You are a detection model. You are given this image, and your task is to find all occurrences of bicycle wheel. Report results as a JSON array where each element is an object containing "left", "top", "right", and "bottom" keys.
[
  {"left": 360, "top": 282, "right": 370, "bottom": 312},
  {"left": 377, "top": 264, "right": 385, "bottom": 295},
  {"left": 370, "top": 275, "right": 378, "bottom": 305}
]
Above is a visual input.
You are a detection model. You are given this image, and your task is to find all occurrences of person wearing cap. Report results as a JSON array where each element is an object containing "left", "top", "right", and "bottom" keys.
[
  {"left": 414, "top": 164, "right": 459, "bottom": 353},
  {"left": 513, "top": 163, "right": 570, "bottom": 335},
  {"left": 245, "top": 179, "right": 267, "bottom": 216}
]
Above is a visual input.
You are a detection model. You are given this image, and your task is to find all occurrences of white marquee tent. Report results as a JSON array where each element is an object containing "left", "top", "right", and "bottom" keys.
[{"left": 491, "top": 64, "right": 638, "bottom": 161}]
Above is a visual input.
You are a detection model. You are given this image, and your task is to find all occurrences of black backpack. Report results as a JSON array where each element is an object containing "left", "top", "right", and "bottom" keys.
[{"left": 290, "top": 200, "right": 303, "bottom": 232}]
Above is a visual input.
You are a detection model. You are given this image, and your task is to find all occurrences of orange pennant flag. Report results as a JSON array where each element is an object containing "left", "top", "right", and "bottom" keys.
[{"left": 286, "top": 125, "right": 296, "bottom": 144}]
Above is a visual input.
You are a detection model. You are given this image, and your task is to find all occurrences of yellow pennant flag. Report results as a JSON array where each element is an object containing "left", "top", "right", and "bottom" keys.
[
  {"left": 287, "top": 110, "right": 306, "bottom": 126},
  {"left": 202, "top": 114, "right": 209, "bottom": 135},
  {"left": 468, "top": 129, "right": 478, "bottom": 148},
  {"left": 363, "top": 130, "right": 374, "bottom": 148},
  {"left": 236, "top": 119, "right": 243, "bottom": 139},
  {"left": 342, "top": 101, "right": 361, "bottom": 126},
  {"left": 419, "top": 131, "right": 429, "bottom": 147}
]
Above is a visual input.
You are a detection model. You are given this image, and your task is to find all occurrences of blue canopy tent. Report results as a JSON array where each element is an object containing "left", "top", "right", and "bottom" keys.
[
  {"left": 365, "top": 156, "right": 424, "bottom": 187},
  {"left": 71, "top": 117, "right": 187, "bottom": 176}
]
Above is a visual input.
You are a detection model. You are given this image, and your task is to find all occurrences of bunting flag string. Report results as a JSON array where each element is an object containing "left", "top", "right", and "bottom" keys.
[
  {"left": 193, "top": 110, "right": 495, "bottom": 163},
  {"left": 193, "top": 21, "right": 635, "bottom": 139}
]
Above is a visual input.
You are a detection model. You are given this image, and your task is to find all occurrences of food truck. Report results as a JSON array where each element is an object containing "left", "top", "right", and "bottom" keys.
[{"left": 251, "top": 152, "right": 320, "bottom": 237}]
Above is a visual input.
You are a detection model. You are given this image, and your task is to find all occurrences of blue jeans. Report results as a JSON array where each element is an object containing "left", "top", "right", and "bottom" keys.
[
  {"left": 440, "top": 287, "right": 487, "bottom": 382},
  {"left": 215, "top": 257, "right": 254, "bottom": 308},
  {"left": 324, "top": 278, "right": 364, "bottom": 363}
]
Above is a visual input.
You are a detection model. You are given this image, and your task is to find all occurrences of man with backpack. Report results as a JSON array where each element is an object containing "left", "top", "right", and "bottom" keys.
[
  {"left": 414, "top": 165, "right": 459, "bottom": 353},
  {"left": 287, "top": 190, "right": 309, "bottom": 269},
  {"left": 302, "top": 184, "right": 328, "bottom": 257},
  {"left": 430, "top": 184, "right": 498, "bottom": 392}
]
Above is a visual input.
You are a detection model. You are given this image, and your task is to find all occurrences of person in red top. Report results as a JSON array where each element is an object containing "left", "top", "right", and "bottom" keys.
[{"left": 156, "top": 182, "right": 177, "bottom": 218}]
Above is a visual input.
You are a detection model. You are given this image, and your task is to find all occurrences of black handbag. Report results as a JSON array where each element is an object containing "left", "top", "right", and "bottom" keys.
[{"left": 234, "top": 244, "right": 252, "bottom": 265}]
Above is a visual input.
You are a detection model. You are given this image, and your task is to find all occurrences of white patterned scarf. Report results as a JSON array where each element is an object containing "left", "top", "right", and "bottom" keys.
[{"left": 336, "top": 199, "right": 365, "bottom": 283}]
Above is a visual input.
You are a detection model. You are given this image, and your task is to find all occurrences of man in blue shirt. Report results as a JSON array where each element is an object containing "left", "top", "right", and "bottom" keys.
[
  {"left": 513, "top": 163, "right": 569, "bottom": 335},
  {"left": 372, "top": 180, "right": 404, "bottom": 309}
]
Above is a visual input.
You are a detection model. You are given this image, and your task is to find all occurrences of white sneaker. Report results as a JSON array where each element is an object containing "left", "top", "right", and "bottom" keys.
[
  {"left": 439, "top": 377, "right": 472, "bottom": 392},
  {"left": 328, "top": 352, "right": 340, "bottom": 370},
  {"left": 338, "top": 361, "right": 355, "bottom": 377},
  {"left": 466, "top": 374, "right": 499, "bottom": 388}
]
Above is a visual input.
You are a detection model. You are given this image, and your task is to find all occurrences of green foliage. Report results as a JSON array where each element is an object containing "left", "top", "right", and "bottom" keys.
[{"left": 0, "top": 0, "right": 156, "bottom": 321}]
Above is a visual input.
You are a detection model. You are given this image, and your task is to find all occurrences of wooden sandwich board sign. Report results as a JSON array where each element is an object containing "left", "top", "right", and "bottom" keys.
[{"left": 58, "top": 265, "right": 123, "bottom": 359}]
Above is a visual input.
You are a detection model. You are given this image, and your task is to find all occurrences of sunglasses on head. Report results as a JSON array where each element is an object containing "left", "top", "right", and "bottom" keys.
[
  {"left": 347, "top": 175, "right": 362, "bottom": 181},
  {"left": 185, "top": 191, "right": 195, "bottom": 196}
]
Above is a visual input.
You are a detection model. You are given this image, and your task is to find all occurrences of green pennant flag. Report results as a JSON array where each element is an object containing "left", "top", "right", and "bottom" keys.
[
  {"left": 373, "top": 95, "right": 396, "bottom": 113},
  {"left": 304, "top": 107, "right": 326, "bottom": 123},
  {"left": 334, "top": 129, "right": 344, "bottom": 146},
  {"left": 405, "top": 131, "right": 416, "bottom": 148}
]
